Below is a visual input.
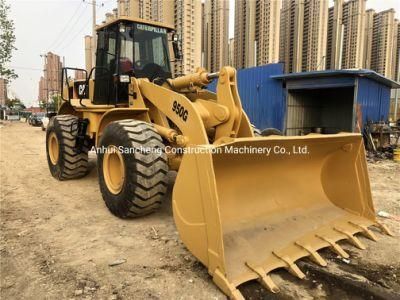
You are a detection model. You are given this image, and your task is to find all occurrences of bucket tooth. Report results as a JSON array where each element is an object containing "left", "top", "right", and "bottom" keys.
[
  {"left": 295, "top": 241, "right": 327, "bottom": 267},
  {"left": 348, "top": 221, "right": 378, "bottom": 241},
  {"left": 213, "top": 268, "right": 244, "bottom": 300},
  {"left": 375, "top": 222, "right": 394, "bottom": 236},
  {"left": 334, "top": 227, "right": 366, "bottom": 250},
  {"left": 272, "top": 251, "right": 306, "bottom": 279},
  {"left": 245, "top": 262, "right": 280, "bottom": 293},
  {"left": 316, "top": 234, "right": 350, "bottom": 258}
]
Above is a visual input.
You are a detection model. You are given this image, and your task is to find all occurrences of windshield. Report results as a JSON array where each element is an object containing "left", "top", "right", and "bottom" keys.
[{"left": 119, "top": 22, "right": 171, "bottom": 79}]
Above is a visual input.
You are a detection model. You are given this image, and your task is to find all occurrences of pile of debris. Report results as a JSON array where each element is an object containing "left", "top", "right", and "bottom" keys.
[{"left": 364, "top": 120, "right": 400, "bottom": 161}]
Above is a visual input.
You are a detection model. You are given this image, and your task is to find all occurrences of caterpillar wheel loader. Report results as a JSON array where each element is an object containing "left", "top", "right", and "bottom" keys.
[{"left": 46, "top": 17, "right": 393, "bottom": 299}]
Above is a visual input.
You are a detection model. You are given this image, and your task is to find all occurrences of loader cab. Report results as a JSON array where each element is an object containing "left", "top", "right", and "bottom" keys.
[{"left": 93, "top": 18, "right": 177, "bottom": 105}]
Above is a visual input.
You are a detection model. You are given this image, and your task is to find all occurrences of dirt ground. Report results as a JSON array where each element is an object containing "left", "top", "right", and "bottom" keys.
[{"left": 0, "top": 121, "right": 399, "bottom": 300}]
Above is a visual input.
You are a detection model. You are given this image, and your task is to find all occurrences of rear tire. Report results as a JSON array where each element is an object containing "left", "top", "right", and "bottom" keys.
[
  {"left": 46, "top": 115, "right": 89, "bottom": 180},
  {"left": 97, "top": 120, "right": 168, "bottom": 218}
]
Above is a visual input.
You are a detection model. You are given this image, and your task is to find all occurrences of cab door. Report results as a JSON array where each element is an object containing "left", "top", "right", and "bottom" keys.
[{"left": 94, "top": 25, "right": 118, "bottom": 105}]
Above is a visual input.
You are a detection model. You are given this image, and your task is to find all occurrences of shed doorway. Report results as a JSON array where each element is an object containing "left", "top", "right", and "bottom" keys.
[{"left": 286, "top": 87, "right": 355, "bottom": 136}]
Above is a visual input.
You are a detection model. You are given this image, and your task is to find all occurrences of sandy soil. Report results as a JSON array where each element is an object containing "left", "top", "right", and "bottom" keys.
[{"left": 1, "top": 121, "right": 399, "bottom": 300}]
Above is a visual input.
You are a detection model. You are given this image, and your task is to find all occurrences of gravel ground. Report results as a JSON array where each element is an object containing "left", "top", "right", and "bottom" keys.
[{"left": 1, "top": 121, "right": 399, "bottom": 300}]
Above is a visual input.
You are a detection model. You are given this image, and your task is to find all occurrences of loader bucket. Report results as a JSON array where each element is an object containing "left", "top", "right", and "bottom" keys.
[{"left": 172, "top": 133, "right": 392, "bottom": 299}]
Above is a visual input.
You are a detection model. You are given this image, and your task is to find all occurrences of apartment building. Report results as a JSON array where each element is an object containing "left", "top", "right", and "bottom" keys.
[
  {"left": 234, "top": 0, "right": 255, "bottom": 69},
  {"left": 235, "top": 0, "right": 280, "bottom": 70},
  {"left": 172, "top": 0, "right": 201, "bottom": 76},
  {"left": 280, "top": 0, "right": 328, "bottom": 73},
  {"left": 38, "top": 77, "right": 46, "bottom": 102},
  {"left": 38, "top": 52, "right": 62, "bottom": 102},
  {"left": 75, "top": 70, "right": 86, "bottom": 80},
  {"left": 84, "top": 35, "right": 93, "bottom": 72},
  {"left": 118, "top": 0, "right": 151, "bottom": 20},
  {"left": 255, "top": 0, "right": 281, "bottom": 66},
  {"left": 203, "top": 0, "right": 229, "bottom": 72},
  {"left": 279, "top": 0, "right": 297, "bottom": 73},
  {"left": 369, "top": 9, "right": 398, "bottom": 79},
  {"left": 0, "top": 78, "right": 7, "bottom": 107},
  {"left": 394, "top": 22, "right": 400, "bottom": 81},
  {"left": 326, "top": 0, "right": 366, "bottom": 70},
  {"left": 393, "top": 20, "right": 399, "bottom": 81},
  {"left": 116, "top": 0, "right": 200, "bottom": 76},
  {"left": 201, "top": 2, "right": 206, "bottom": 67},
  {"left": 228, "top": 38, "right": 235, "bottom": 66},
  {"left": 363, "top": 9, "right": 375, "bottom": 69},
  {"left": 301, "top": 0, "right": 328, "bottom": 71}
]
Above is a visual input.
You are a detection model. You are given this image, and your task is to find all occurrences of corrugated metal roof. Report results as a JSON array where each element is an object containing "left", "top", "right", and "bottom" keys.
[{"left": 272, "top": 69, "right": 400, "bottom": 89}]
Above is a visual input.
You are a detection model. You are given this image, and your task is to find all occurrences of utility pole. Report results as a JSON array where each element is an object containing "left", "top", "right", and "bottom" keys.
[
  {"left": 40, "top": 53, "right": 48, "bottom": 113},
  {"left": 92, "top": 0, "right": 96, "bottom": 69},
  {"left": 83, "top": 0, "right": 103, "bottom": 73},
  {"left": 394, "top": 47, "right": 400, "bottom": 121},
  {"left": 40, "top": 54, "right": 48, "bottom": 102}
]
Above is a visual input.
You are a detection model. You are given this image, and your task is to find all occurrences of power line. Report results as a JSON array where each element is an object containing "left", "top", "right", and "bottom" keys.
[
  {"left": 9, "top": 66, "right": 43, "bottom": 71},
  {"left": 45, "top": 1, "right": 84, "bottom": 51},
  {"left": 56, "top": 17, "right": 92, "bottom": 53},
  {"left": 52, "top": 5, "right": 90, "bottom": 52}
]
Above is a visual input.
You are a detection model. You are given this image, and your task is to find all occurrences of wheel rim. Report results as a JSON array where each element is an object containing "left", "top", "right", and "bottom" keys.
[
  {"left": 103, "top": 145, "right": 125, "bottom": 194},
  {"left": 48, "top": 132, "right": 59, "bottom": 165}
]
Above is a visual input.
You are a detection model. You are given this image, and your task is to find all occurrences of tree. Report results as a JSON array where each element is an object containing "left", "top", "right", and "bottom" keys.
[
  {"left": 6, "top": 97, "right": 25, "bottom": 110},
  {"left": 39, "top": 100, "right": 46, "bottom": 110},
  {"left": 47, "top": 95, "right": 61, "bottom": 111},
  {"left": 40, "top": 95, "right": 60, "bottom": 112},
  {"left": 0, "top": 0, "right": 17, "bottom": 81}
]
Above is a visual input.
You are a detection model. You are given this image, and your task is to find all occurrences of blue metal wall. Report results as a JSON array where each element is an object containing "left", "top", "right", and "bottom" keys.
[
  {"left": 357, "top": 77, "right": 391, "bottom": 124},
  {"left": 208, "top": 66, "right": 392, "bottom": 133},
  {"left": 208, "top": 64, "right": 285, "bottom": 130}
]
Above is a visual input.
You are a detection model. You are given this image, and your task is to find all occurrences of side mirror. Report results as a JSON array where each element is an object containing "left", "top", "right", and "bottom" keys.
[{"left": 172, "top": 33, "right": 182, "bottom": 60}]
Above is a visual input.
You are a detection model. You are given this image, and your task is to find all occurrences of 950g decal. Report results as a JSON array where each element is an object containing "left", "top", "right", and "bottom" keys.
[{"left": 172, "top": 100, "right": 188, "bottom": 122}]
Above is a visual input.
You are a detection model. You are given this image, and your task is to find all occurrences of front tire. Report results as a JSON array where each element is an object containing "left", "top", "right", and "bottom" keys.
[
  {"left": 46, "top": 115, "right": 89, "bottom": 180},
  {"left": 97, "top": 120, "right": 168, "bottom": 218}
]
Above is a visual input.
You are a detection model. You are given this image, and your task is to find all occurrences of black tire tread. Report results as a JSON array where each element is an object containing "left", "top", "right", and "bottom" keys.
[
  {"left": 46, "top": 115, "right": 89, "bottom": 180},
  {"left": 98, "top": 119, "right": 168, "bottom": 218}
]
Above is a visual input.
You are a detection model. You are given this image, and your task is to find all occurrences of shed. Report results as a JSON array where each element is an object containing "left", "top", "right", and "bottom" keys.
[
  {"left": 272, "top": 70, "right": 400, "bottom": 135},
  {"left": 207, "top": 64, "right": 285, "bottom": 131}
]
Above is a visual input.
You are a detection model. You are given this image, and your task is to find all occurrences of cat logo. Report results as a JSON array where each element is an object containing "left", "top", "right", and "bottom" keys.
[{"left": 78, "top": 84, "right": 86, "bottom": 97}]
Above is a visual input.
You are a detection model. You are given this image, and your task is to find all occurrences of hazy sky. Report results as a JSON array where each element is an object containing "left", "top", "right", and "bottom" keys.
[{"left": 6, "top": 0, "right": 400, "bottom": 107}]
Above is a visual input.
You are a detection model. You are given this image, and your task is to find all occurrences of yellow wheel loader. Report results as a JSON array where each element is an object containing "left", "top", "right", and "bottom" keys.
[{"left": 46, "top": 17, "right": 393, "bottom": 299}]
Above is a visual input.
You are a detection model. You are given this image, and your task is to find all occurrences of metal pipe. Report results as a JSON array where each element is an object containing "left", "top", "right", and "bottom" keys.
[
  {"left": 168, "top": 69, "right": 219, "bottom": 90},
  {"left": 153, "top": 124, "right": 188, "bottom": 146},
  {"left": 207, "top": 72, "right": 220, "bottom": 80}
]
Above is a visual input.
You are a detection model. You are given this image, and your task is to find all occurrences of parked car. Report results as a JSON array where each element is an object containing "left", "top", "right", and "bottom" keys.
[
  {"left": 27, "top": 114, "right": 33, "bottom": 125},
  {"left": 29, "top": 112, "right": 45, "bottom": 126},
  {"left": 41, "top": 112, "right": 57, "bottom": 131}
]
